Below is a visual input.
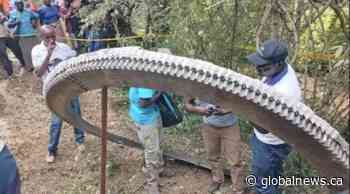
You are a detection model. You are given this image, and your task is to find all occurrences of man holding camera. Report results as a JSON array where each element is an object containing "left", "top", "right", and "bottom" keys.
[{"left": 185, "top": 98, "right": 243, "bottom": 194}]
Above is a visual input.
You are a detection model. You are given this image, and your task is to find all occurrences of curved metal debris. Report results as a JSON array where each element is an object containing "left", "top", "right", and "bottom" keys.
[{"left": 43, "top": 47, "right": 349, "bottom": 192}]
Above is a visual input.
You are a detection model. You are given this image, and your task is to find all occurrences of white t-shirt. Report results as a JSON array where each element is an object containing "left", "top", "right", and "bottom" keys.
[
  {"left": 254, "top": 64, "right": 302, "bottom": 145},
  {"left": 32, "top": 41, "right": 76, "bottom": 82}
]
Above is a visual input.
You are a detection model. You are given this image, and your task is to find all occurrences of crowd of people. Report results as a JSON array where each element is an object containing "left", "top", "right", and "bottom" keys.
[{"left": 0, "top": 1, "right": 303, "bottom": 194}]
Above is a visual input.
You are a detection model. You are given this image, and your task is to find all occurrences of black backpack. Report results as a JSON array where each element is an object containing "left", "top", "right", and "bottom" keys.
[{"left": 157, "top": 92, "right": 183, "bottom": 128}]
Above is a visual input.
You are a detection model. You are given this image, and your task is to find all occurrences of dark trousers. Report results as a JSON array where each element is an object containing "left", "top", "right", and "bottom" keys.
[
  {"left": 48, "top": 97, "right": 85, "bottom": 154},
  {"left": 0, "top": 146, "right": 21, "bottom": 194},
  {"left": 250, "top": 134, "right": 291, "bottom": 194},
  {"left": 0, "top": 37, "right": 26, "bottom": 76}
]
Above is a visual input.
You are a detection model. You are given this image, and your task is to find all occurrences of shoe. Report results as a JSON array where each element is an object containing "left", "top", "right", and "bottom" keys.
[
  {"left": 77, "top": 143, "right": 85, "bottom": 153},
  {"left": 208, "top": 181, "right": 222, "bottom": 193},
  {"left": 159, "top": 168, "right": 175, "bottom": 177},
  {"left": 27, "top": 67, "right": 34, "bottom": 72},
  {"left": 4, "top": 75, "right": 13, "bottom": 80},
  {"left": 18, "top": 67, "right": 26, "bottom": 77},
  {"left": 146, "top": 183, "right": 160, "bottom": 194},
  {"left": 74, "top": 144, "right": 85, "bottom": 161},
  {"left": 46, "top": 152, "right": 56, "bottom": 163}
]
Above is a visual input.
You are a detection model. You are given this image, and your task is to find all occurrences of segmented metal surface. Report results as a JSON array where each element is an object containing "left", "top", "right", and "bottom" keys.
[{"left": 43, "top": 47, "right": 349, "bottom": 192}]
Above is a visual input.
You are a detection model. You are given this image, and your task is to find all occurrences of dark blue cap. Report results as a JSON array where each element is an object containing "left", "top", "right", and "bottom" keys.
[{"left": 247, "top": 39, "right": 288, "bottom": 66}]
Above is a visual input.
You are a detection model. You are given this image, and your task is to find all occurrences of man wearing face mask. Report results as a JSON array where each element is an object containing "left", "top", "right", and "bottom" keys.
[
  {"left": 246, "top": 39, "right": 302, "bottom": 194},
  {"left": 31, "top": 25, "right": 85, "bottom": 163}
]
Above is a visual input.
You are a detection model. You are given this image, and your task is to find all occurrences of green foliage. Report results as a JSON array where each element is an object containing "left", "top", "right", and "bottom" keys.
[
  {"left": 75, "top": 1, "right": 349, "bottom": 193},
  {"left": 168, "top": 0, "right": 259, "bottom": 71}
]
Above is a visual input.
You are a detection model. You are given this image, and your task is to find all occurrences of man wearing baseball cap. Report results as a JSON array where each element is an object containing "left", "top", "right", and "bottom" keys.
[{"left": 247, "top": 39, "right": 302, "bottom": 194}]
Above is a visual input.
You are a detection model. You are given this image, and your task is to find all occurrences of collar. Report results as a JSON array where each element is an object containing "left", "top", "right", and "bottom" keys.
[{"left": 264, "top": 65, "right": 288, "bottom": 85}]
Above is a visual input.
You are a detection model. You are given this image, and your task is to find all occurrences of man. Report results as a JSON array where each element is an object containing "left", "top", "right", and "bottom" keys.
[
  {"left": 185, "top": 99, "right": 242, "bottom": 194},
  {"left": 128, "top": 86, "right": 175, "bottom": 194},
  {"left": 31, "top": 25, "right": 85, "bottom": 163},
  {"left": 246, "top": 39, "right": 302, "bottom": 194},
  {"left": 37, "top": 0, "right": 60, "bottom": 25},
  {"left": 0, "top": 10, "right": 27, "bottom": 79},
  {"left": 8, "top": 0, "right": 38, "bottom": 37},
  {"left": 8, "top": 0, "right": 38, "bottom": 73}
]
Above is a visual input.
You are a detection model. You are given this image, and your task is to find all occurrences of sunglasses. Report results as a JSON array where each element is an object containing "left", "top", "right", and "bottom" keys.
[{"left": 256, "top": 63, "right": 274, "bottom": 72}]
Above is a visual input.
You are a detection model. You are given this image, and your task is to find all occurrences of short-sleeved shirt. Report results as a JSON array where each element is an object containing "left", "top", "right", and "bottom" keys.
[
  {"left": 31, "top": 41, "right": 76, "bottom": 93},
  {"left": 195, "top": 100, "right": 237, "bottom": 128},
  {"left": 9, "top": 9, "right": 38, "bottom": 36},
  {"left": 37, "top": 4, "right": 60, "bottom": 25},
  {"left": 254, "top": 64, "right": 302, "bottom": 145},
  {"left": 128, "top": 87, "right": 160, "bottom": 125}
]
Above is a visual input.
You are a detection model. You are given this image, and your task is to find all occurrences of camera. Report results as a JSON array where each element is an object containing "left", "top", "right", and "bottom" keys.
[{"left": 207, "top": 106, "right": 217, "bottom": 114}]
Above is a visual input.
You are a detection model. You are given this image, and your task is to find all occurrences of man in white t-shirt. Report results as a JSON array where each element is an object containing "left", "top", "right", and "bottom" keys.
[
  {"left": 246, "top": 39, "right": 302, "bottom": 194},
  {"left": 32, "top": 25, "right": 85, "bottom": 163}
]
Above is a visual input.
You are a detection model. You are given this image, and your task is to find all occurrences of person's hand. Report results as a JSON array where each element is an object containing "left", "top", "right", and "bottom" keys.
[
  {"left": 0, "top": 15, "right": 6, "bottom": 23},
  {"left": 138, "top": 99, "right": 152, "bottom": 108},
  {"left": 198, "top": 107, "right": 212, "bottom": 116},
  {"left": 47, "top": 40, "right": 56, "bottom": 55},
  {"left": 212, "top": 107, "right": 231, "bottom": 115}
]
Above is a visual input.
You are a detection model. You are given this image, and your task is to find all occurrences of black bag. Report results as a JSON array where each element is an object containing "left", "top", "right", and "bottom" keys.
[{"left": 157, "top": 92, "right": 183, "bottom": 128}]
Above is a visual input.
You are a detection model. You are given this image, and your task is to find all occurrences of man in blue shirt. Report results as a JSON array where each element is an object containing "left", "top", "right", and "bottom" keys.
[
  {"left": 128, "top": 87, "right": 165, "bottom": 194},
  {"left": 8, "top": 0, "right": 38, "bottom": 72},
  {"left": 37, "top": 0, "right": 60, "bottom": 25},
  {"left": 9, "top": 0, "right": 38, "bottom": 37}
]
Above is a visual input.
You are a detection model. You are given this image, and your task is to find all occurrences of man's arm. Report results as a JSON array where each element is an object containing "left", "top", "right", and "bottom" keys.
[
  {"left": 139, "top": 91, "right": 162, "bottom": 108},
  {"left": 34, "top": 51, "right": 51, "bottom": 77},
  {"left": 7, "top": 12, "right": 19, "bottom": 28},
  {"left": 184, "top": 97, "right": 211, "bottom": 116},
  {"left": 34, "top": 42, "right": 55, "bottom": 77},
  {"left": 30, "top": 11, "right": 39, "bottom": 28}
]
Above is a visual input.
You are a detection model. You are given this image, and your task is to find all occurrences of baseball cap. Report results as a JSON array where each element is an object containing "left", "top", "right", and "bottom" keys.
[{"left": 247, "top": 39, "right": 288, "bottom": 66}]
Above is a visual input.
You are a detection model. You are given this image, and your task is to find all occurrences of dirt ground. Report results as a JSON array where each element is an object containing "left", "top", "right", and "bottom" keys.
[{"left": 0, "top": 70, "right": 251, "bottom": 194}]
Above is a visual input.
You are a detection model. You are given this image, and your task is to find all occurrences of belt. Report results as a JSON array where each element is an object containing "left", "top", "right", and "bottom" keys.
[
  {"left": 212, "top": 111, "right": 232, "bottom": 116},
  {"left": 255, "top": 126, "right": 269, "bottom": 134}
]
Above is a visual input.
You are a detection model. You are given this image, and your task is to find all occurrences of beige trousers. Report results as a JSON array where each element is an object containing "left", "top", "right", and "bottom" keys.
[
  {"left": 135, "top": 118, "right": 163, "bottom": 194},
  {"left": 202, "top": 123, "right": 243, "bottom": 191}
]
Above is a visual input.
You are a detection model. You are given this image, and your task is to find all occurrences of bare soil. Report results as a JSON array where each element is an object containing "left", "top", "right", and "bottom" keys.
[{"left": 0, "top": 72, "right": 251, "bottom": 194}]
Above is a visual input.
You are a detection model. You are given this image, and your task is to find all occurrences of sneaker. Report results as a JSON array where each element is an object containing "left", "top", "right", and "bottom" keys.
[
  {"left": 208, "top": 181, "right": 222, "bottom": 193},
  {"left": 18, "top": 67, "right": 26, "bottom": 77},
  {"left": 27, "top": 67, "right": 34, "bottom": 72},
  {"left": 4, "top": 75, "right": 13, "bottom": 80},
  {"left": 74, "top": 144, "right": 85, "bottom": 161},
  {"left": 46, "top": 152, "right": 56, "bottom": 163},
  {"left": 77, "top": 143, "right": 85, "bottom": 153},
  {"left": 146, "top": 183, "right": 160, "bottom": 194}
]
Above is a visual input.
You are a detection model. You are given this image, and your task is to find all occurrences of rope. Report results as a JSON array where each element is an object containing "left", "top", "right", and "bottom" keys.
[
  {"left": 12, "top": 33, "right": 337, "bottom": 60},
  {"left": 13, "top": 33, "right": 170, "bottom": 42}
]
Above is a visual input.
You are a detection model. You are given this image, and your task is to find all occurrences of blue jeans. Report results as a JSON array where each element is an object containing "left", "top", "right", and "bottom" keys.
[
  {"left": 250, "top": 134, "right": 291, "bottom": 194},
  {"left": 48, "top": 97, "right": 85, "bottom": 154},
  {"left": 0, "top": 146, "right": 21, "bottom": 194}
]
